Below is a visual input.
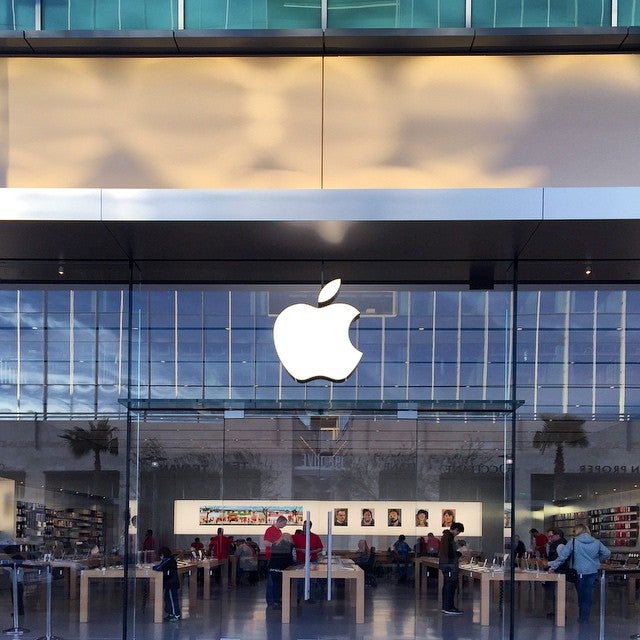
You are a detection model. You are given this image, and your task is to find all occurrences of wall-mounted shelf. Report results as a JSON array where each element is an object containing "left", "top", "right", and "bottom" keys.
[{"left": 552, "top": 506, "right": 638, "bottom": 549}]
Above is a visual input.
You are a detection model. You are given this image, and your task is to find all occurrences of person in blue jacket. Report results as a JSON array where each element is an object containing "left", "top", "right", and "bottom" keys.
[
  {"left": 547, "top": 523, "right": 610, "bottom": 624},
  {"left": 153, "top": 547, "right": 181, "bottom": 621}
]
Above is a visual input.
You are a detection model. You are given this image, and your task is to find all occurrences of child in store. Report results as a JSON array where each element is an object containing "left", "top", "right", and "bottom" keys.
[{"left": 153, "top": 547, "right": 181, "bottom": 621}]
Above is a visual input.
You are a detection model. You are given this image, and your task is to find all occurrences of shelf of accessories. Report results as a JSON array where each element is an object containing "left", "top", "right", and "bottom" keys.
[
  {"left": 15, "top": 501, "right": 47, "bottom": 539},
  {"left": 590, "top": 506, "right": 638, "bottom": 546},
  {"left": 44, "top": 508, "right": 104, "bottom": 549},
  {"left": 552, "top": 505, "right": 638, "bottom": 548},
  {"left": 14, "top": 503, "right": 104, "bottom": 551}
]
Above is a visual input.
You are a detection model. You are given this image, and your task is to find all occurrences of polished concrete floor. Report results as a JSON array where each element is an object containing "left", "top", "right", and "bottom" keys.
[{"left": 3, "top": 569, "right": 640, "bottom": 640}]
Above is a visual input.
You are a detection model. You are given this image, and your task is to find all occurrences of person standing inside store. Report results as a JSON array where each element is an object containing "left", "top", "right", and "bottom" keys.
[
  {"left": 355, "top": 539, "right": 371, "bottom": 567},
  {"left": 245, "top": 537, "right": 260, "bottom": 555},
  {"left": 211, "top": 527, "right": 232, "bottom": 560},
  {"left": 529, "top": 528, "right": 548, "bottom": 558},
  {"left": 513, "top": 534, "right": 527, "bottom": 560},
  {"left": 263, "top": 515, "right": 288, "bottom": 607},
  {"left": 439, "top": 522, "right": 465, "bottom": 615},
  {"left": 547, "top": 524, "right": 610, "bottom": 624},
  {"left": 415, "top": 536, "right": 428, "bottom": 556},
  {"left": 153, "top": 547, "right": 181, "bottom": 621},
  {"left": 268, "top": 532, "right": 295, "bottom": 609},
  {"left": 543, "top": 528, "right": 567, "bottom": 618},
  {"left": 392, "top": 534, "right": 412, "bottom": 581},
  {"left": 426, "top": 532, "right": 441, "bottom": 557},
  {"left": 190, "top": 537, "right": 205, "bottom": 558},
  {"left": 210, "top": 527, "right": 233, "bottom": 586},
  {"left": 235, "top": 538, "right": 258, "bottom": 585},
  {"left": 142, "top": 529, "right": 156, "bottom": 562},
  {"left": 456, "top": 539, "right": 472, "bottom": 563}
]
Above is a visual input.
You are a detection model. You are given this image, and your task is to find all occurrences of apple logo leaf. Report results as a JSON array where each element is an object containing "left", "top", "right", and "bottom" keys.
[{"left": 318, "top": 279, "right": 341, "bottom": 307}]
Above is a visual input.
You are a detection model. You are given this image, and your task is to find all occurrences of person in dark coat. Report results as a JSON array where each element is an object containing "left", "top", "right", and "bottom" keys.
[
  {"left": 439, "top": 522, "right": 465, "bottom": 615},
  {"left": 153, "top": 547, "right": 181, "bottom": 621},
  {"left": 268, "top": 533, "right": 295, "bottom": 609},
  {"left": 544, "top": 528, "right": 568, "bottom": 616}
]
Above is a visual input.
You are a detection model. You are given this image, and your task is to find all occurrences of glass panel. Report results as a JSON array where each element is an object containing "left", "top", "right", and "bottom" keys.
[
  {"left": 472, "top": 0, "right": 611, "bottom": 27},
  {"left": 184, "top": 0, "right": 321, "bottom": 29},
  {"left": 12, "top": 282, "right": 640, "bottom": 416},
  {"left": 0, "top": 0, "right": 35, "bottom": 29},
  {"left": 2, "top": 272, "right": 640, "bottom": 640},
  {"left": 42, "top": 0, "right": 178, "bottom": 30},
  {"left": 129, "top": 410, "right": 509, "bottom": 638},
  {"left": 619, "top": 0, "right": 640, "bottom": 25},
  {"left": 327, "top": 0, "right": 465, "bottom": 28}
]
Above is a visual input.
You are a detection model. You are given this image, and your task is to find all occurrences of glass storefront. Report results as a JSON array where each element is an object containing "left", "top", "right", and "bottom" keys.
[
  {"left": 2, "top": 283, "right": 637, "bottom": 417},
  {"left": 0, "top": 271, "right": 638, "bottom": 638}
]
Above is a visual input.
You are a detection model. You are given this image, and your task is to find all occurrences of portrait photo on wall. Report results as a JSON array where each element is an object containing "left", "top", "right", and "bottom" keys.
[
  {"left": 334, "top": 508, "right": 348, "bottom": 526},
  {"left": 441, "top": 508, "right": 456, "bottom": 528},
  {"left": 361, "top": 508, "right": 375, "bottom": 526},
  {"left": 388, "top": 508, "right": 401, "bottom": 526},
  {"left": 415, "top": 509, "right": 429, "bottom": 527}
]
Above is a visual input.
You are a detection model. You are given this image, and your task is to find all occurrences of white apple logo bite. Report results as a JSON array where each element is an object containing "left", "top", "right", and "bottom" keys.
[{"left": 273, "top": 279, "right": 363, "bottom": 383}]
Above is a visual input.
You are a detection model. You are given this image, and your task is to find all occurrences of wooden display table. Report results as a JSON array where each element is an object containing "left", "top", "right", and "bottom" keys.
[
  {"left": 48, "top": 559, "right": 86, "bottom": 599},
  {"left": 601, "top": 564, "right": 640, "bottom": 605},
  {"left": 198, "top": 557, "right": 228, "bottom": 597},
  {"left": 415, "top": 557, "right": 566, "bottom": 627},
  {"left": 281, "top": 559, "right": 365, "bottom": 624},
  {"left": 414, "top": 556, "right": 436, "bottom": 591},
  {"left": 79, "top": 562, "right": 197, "bottom": 623}
]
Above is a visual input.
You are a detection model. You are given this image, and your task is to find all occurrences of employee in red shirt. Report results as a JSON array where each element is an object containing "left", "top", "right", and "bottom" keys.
[
  {"left": 190, "top": 537, "right": 205, "bottom": 555},
  {"left": 530, "top": 528, "right": 548, "bottom": 558},
  {"left": 292, "top": 521, "right": 323, "bottom": 602},
  {"left": 292, "top": 521, "right": 323, "bottom": 564},
  {"left": 264, "top": 515, "right": 288, "bottom": 607},
  {"left": 211, "top": 528, "right": 232, "bottom": 559}
]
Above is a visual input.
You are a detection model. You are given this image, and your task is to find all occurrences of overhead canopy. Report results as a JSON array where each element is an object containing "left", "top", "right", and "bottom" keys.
[
  {"left": 119, "top": 398, "right": 524, "bottom": 416},
  {"left": 0, "top": 187, "right": 639, "bottom": 284}
]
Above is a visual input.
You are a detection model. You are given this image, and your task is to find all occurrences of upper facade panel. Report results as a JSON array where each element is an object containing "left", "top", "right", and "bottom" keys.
[
  {"left": 3, "top": 55, "right": 639, "bottom": 190},
  {"left": 1, "top": 0, "right": 637, "bottom": 31}
]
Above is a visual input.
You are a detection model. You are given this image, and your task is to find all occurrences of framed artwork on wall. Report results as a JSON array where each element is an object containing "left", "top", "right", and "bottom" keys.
[
  {"left": 361, "top": 508, "right": 375, "bottom": 526},
  {"left": 334, "top": 508, "right": 348, "bottom": 526}
]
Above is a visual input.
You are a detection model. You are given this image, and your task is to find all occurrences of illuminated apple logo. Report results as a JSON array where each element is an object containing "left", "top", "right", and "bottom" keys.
[{"left": 273, "top": 279, "right": 363, "bottom": 383}]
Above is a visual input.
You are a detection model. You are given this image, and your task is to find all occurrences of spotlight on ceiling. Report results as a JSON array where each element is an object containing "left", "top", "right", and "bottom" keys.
[
  {"left": 58, "top": 264, "right": 65, "bottom": 276},
  {"left": 585, "top": 265, "right": 592, "bottom": 276}
]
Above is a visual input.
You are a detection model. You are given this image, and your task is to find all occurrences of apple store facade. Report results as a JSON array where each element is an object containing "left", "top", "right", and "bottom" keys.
[
  {"left": 1, "top": 35, "right": 640, "bottom": 640},
  {"left": 0, "top": 186, "right": 639, "bottom": 639}
]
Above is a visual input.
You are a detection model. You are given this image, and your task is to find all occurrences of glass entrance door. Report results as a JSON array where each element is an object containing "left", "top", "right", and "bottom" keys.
[{"left": 129, "top": 409, "right": 513, "bottom": 639}]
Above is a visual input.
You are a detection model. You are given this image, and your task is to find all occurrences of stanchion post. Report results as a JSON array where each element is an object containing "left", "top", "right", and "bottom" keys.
[
  {"left": 304, "top": 510, "right": 310, "bottom": 601},
  {"left": 327, "top": 511, "right": 332, "bottom": 601},
  {"left": 3, "top": 560, "right": 29, "bottom": 636},
  {"left": 599, "top": 569, "right": 605, "bottom": 640},
  {"left": 35, "top": 563, "right": 63, "bottom": 640}
]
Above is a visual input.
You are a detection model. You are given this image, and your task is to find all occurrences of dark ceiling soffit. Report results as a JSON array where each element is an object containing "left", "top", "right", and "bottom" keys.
[{"left": 0, "top": 27, "right": 636, "bottom": 56}]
